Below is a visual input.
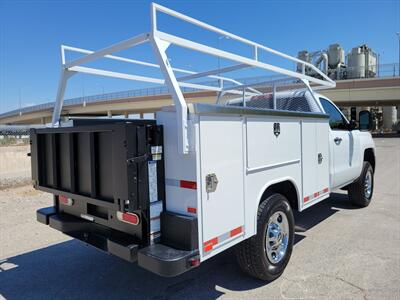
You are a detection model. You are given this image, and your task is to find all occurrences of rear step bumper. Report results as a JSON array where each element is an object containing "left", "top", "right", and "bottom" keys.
[
  {"left": 37, "top": 207, "right": 199, "bottom": 277},
  {"left": 138, "top": 244, "right": 199, "bottom": 277},
  {"left": 37, "top": 207, "right": 139, "bottom": 262}
]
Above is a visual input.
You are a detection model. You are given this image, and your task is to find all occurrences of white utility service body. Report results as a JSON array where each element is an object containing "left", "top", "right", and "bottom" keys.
[
  {"left": 37, "top": 3, "right": 376, "bottom": 279},
  {"left": 158, "top": 96, "right": 374, "bottom": 261}
]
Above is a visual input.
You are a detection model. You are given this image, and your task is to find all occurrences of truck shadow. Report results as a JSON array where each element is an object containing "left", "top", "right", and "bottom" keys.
[
  {"left": 294, "top": 192, "right": 355, "bottom": 236},
  {"left": 0, "top": 192, "right": 354, "bottom": 300}
]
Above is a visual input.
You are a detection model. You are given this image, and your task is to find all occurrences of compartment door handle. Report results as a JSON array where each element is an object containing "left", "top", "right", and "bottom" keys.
[{"left": 334, "top": 137, "right": 342, "bottom": 144}]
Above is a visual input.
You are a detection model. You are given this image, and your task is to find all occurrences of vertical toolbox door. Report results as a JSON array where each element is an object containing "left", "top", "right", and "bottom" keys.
[
  {"left": 316, "top": 120, "right": 330, "bottom": 193},
  {"left": 301, "top": 120, "right": 318, "bottom": 209},
  {"left": 301, "top": 119, "right": 330, "bottom": 210},
  {"left": 199, "top": 116, "right": 245, "bottom": 254}
]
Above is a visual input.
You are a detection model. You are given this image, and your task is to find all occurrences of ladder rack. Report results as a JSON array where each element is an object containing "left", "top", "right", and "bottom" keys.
[{"left": 52, "top": 2, "right": 335, "bottom": 155}]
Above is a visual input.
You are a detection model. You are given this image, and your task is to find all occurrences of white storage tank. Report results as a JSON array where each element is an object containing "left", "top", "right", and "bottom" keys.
[
  {"left": 348, "top": 47, "right": 366, "bottom": 78},
  {"left": 347, "top": 44, "right": 377, "bottom": 79},
  {"left": 328, "top": 44, "right": 345, "bottom": 68},
  {"left": 366, "top": 49, "right": 377, "bottom": 76},
  {"left": 297, "top": 50, "right": 310, "bottom": 73}
]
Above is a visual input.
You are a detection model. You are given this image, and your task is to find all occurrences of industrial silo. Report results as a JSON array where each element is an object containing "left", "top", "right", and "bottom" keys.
[
  {"left": 297, "top": 50, "right": 310, "bottom": 73},
  {"left": 327, "top": 44, "right": 346, "bottom": 79},
  {"left": 347, "top": 44, "right": 377, "bottom": 79},
  {"left": 328, "top": 44, "right": 345, "bottom": 69}
]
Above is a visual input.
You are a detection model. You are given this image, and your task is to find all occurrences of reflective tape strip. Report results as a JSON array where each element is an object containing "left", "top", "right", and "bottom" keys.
[
  {"left": 166, "top": 178, "right": 197, "bottom": 190},
  {"left": 180, "top": 180, "right": 197, "bottom": 190},
  {"left": 203, "top": 226, "right": 244, "bottom": 253},
  {"left": 230, "top": 226, "right": 243, "bottom": 237},
  {"left": 203, "top": 237, "right": 218, "bottom": 252},
  {"left": 187, "top": 207, "right": 197, "bottom": 214},
  {"left": 304, "top": 187, "right": 329, "bottom": 203}
]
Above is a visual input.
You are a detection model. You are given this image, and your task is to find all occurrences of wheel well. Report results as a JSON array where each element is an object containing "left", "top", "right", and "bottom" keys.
[
  {"left": 261, "top": 180, "right": 298, "bottom": 211},
  {"left": 364, "top": 148, "right": 375, "bottom": 171}
]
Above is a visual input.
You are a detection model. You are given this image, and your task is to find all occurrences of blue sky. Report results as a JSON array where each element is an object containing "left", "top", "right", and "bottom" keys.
[{"left": 1, "top": 0, "right": 399, "bottom": 113}]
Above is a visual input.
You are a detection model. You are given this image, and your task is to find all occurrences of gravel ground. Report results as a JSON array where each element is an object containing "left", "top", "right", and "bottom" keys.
[
  {"left": 0, "top": 186, "right": 69, "bottom": 259},
  {"left": 0, "top": 138, "right": 399, "bottom": 299}
]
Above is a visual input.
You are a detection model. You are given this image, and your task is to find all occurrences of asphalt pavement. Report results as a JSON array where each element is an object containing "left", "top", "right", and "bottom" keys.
[{"left": 0, "top": 138, "right": 399, "bottom": 299}]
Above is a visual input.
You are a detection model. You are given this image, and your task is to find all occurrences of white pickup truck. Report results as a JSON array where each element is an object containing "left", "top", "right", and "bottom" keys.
[{"left": 33, "top": 3, "right": 375, "bottom": 281}]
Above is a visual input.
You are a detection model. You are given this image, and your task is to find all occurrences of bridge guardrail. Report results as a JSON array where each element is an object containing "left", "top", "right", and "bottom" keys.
[{"left": 0, "top": 62, "right": 399, "bottom": 121}]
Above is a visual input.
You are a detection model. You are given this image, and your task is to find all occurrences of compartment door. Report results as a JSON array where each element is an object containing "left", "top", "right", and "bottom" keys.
[
  {"left": 301, "top": 120, "right": 317, "bottom": 209},
  {"left": 316, "top": 120, "right": 330, "bottom": 195},
  {"left": 301, "top": 119, "right": 330, "bottom": 209},
  {"left": 199, "top": 116, "right": 245, "bottom": 254}
]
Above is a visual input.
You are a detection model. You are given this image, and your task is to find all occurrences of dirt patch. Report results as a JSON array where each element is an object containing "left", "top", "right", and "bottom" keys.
[
  {"left": 0, "top": 185, "right": 68, "bottom": 259},
  {"left": 0, "top": 145, "right": 31, "bottom": 189}
]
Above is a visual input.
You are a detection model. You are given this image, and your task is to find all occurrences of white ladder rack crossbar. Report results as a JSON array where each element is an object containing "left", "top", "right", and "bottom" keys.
[{"left": 52, "top": 2, "right": 335, "bottom": 155}]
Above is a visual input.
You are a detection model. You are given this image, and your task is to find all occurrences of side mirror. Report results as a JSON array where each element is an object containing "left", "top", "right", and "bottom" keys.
[{"left": 359, "top": 110, "right": 373, "bottom": 131}]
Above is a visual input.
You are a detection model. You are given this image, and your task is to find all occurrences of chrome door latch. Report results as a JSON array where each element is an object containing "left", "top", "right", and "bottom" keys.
[
  {"left": 318, "top": 153, "right": 323, "bottom": 164},
  {"left": 206, "top": 173, "right": 218, "bottom": 193},
  {"left": 273, "top": 122, "right": 280, "bottom": 137}
]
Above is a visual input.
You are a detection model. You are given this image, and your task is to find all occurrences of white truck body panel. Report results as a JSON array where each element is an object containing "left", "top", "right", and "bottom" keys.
[
  {"left": 331, "top": 130, "right": 357, "bottom": 187},
  {"left": 156, "top": 111, "right": 198, "bottom": 216},
  {"left": 199, "top": 115, "right": 245, "bottom": 256},
  {"left": 301, "top": 119, "right": 331, "bottom": 209},
  {"left": 158, "top": 104, "right": 337, "bottom": 261},
  {"left": 246, "top": 117, "right": 301, "bottom": 170}
]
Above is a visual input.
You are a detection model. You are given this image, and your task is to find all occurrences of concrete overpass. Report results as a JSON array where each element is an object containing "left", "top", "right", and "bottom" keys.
[
  {"left": 0, "top": 76, "right": 399, "bottom": 125},
  {"left": 321, "top": 77, "right": 400, "bottom": 107}
]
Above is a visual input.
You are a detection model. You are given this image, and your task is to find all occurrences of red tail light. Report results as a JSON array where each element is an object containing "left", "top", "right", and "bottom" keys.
[
  {"left": 117, "top": 212, "right": 140, "bottom": 225},
  {"left": 188, "top": 257, "right": 200, "bottom": 267},
  {"left": 59, "top": 195, "right": 74, "bottom": 206}
]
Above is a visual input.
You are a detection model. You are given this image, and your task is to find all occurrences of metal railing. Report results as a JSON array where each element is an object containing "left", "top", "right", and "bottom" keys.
[
  {"left": 374, "top": 63, "right": 400, "bottom": 77},
  {"left": 334, "top": 63, "right": 399, "bottom": 79},
  {"left": 0, "top": 62, "right": 398, "bottom": 121}
]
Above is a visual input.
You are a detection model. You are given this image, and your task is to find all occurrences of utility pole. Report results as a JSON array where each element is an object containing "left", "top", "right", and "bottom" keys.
[
  {"left": 19, "top": 88, "right": 22, "bottom": 116},
  {"left": 397, "top": 32, "right": 400, "bottom": 76}
]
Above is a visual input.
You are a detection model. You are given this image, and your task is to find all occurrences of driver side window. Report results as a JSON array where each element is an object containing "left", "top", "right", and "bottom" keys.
[{"left": 320, "top": 98, "right": 347, "bottom": 130}]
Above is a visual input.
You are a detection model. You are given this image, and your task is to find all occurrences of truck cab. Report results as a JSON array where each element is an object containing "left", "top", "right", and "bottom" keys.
[{"left": 316, "top": 94, "right": 375, "bottom": 190}]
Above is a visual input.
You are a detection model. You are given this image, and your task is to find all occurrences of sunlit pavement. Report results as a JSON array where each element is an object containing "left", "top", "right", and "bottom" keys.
[{"left": 0, "top": 138, "right": 399, "bottom": 299}]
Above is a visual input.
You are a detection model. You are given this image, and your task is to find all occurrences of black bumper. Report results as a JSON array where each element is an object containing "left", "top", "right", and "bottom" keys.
[{"left": 37, "top": 207, "right": 199, "bottom": 277}]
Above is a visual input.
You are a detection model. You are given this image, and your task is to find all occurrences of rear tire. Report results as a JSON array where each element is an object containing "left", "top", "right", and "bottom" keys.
[
  {"left": 348, "top": 161, "right": 374, "bottom": 207},
  {"left": 235, "top": 193, "right": 294, "bottom": 281}
]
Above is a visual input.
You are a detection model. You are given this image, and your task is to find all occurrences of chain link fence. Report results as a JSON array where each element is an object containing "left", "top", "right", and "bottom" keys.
[{"left": 0, "top": 125, "right": 45, "bottom": 146}]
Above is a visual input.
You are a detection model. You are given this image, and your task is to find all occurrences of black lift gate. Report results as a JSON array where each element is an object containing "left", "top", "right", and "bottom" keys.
[
  {"left": 33, "top": 119, "right": 200, "bottom": 276},
  {"left": 31, "top": 119, "right": 165, "bottom": 259}
]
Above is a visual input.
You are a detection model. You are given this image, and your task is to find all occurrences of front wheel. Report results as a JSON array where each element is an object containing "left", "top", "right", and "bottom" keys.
[
  {"left": 235, "top": 193, "right": 294, "bottom": 281},
  {"left": 348, "top": 161, "right": 374, "bottom": 207}
]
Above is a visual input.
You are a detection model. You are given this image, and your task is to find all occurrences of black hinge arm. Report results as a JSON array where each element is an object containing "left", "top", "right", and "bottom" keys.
[{"left": 127, "top": 153, "right": 149, "bottom": 165}]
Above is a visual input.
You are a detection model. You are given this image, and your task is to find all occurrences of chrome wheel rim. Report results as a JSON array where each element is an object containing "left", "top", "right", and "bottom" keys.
[
  {"left": 364, "top": 170, "right": 372, "bottom": 199},
  {"left": 265, "top": 211, "right": 289, "bottom": 264}
]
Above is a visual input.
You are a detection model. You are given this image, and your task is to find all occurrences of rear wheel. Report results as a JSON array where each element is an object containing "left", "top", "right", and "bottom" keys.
[
  {"left": 235, "top": 193, "right": 294, "bottom": 281},
  {"left": 348, "top": 161, "right": 374, "bottom": 207}
]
